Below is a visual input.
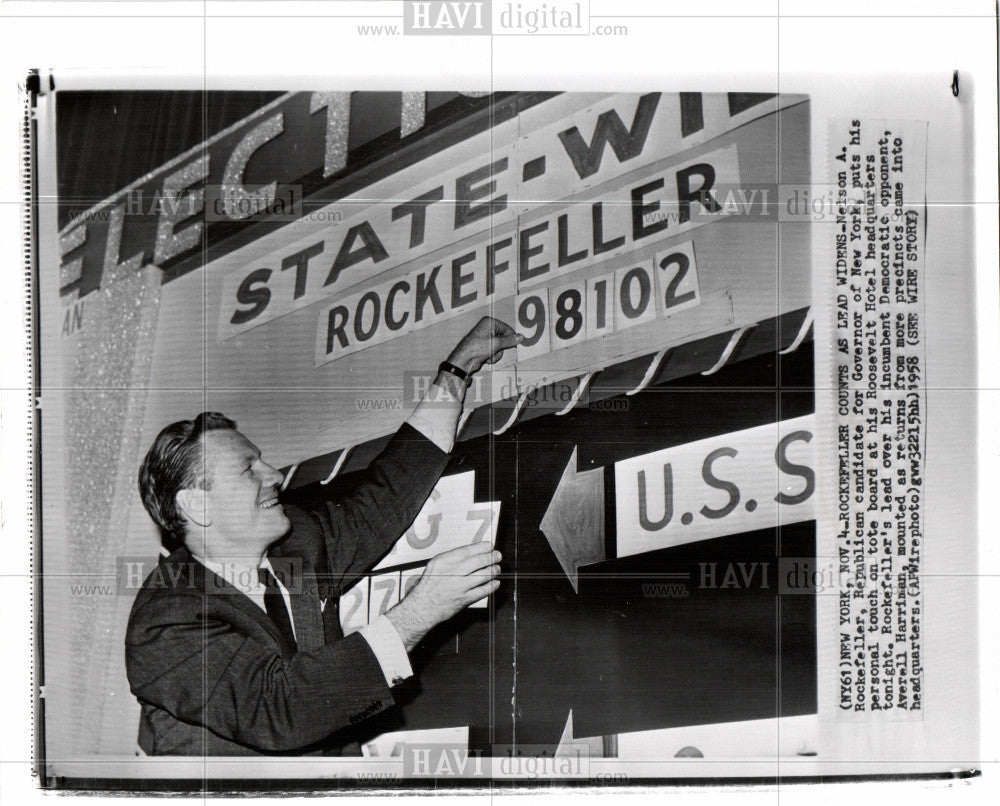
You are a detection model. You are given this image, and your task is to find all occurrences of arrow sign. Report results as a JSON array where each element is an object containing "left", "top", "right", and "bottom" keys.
[
  {"left": 541, "top": 415, "right": 816, "bottom": 589},
  {"left": 539, "top": 447, "right": 606, "bottom": 593},
  {"left": 554, "top": 710, "right": 603, "bottom": 759}
]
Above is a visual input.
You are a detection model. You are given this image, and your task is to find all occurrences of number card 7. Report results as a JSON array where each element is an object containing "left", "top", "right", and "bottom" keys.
[{"left": 369, "top": 571, "right": 401, "bottom": 622}]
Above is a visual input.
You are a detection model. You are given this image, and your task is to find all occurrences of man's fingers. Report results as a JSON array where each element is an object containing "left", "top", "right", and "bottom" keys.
[
  {"left": 455, "top": 317, "right": 521, "bottom": 369},
  {"left": 490, "top": 320, "right": 521, "bottom": 348},
  {"left": 454, "top": 550, "right": 501, "bottom": 577},
  {"left": 488, "top": 317, "right": 518, "bottom": 338},
  {"left": 483, "top": 318, "right": 520, "bottom": 345},
  {"left": 463, "top": 578, "right": 501, "bottom": 604},
  {"left": 468, "top": 564, "right": 501, "bottom": 583},
  {"left": 438, "top": 541, "right": 494, "bottom": 561},
  {"left": 462, "top": 566, "right": 500, "bottom": 593},
  {"left": 427, "top": 543, "right": 498, "bottom": 575},
  {"left": 484, "top": 334, "right": 521, "bottom": 364}
]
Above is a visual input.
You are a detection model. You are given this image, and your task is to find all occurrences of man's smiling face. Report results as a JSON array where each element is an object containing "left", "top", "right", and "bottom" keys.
[{"left": 198, "top": 429, "right": 291, "bottom": 551}]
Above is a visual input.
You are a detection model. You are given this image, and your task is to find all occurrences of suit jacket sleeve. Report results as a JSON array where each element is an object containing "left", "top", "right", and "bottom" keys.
[
  {"left": 126, "top": 591, "right": 397, "bottom": 753},
  {"left": 298, "top": 422, "right": 452, "bottom": 594}
]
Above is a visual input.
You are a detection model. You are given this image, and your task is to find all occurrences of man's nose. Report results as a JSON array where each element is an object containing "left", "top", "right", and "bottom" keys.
[{"left": 260, "top": 463, "right": 284, "bottom": 487}]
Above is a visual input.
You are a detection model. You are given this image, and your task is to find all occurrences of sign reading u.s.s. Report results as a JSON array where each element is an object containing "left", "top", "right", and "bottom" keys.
[
  {"left": 212, "top": 92, "right": 798, "bottom": 366},
  {"left": 615, "top": 415, "right": 815, "bottom": 559}
]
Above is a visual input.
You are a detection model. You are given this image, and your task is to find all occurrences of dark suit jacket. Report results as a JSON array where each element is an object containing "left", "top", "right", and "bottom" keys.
[{"left": 125, "top": 423, "right": 450, "bottom": 756}]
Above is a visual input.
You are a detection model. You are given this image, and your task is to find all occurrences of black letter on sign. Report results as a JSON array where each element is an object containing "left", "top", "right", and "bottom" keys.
[
  {"left": 557, "top": 93, "right": 660, "bottom": 180},
  {"left": 774, "top": 431, "right": 815, "bottom": 505},
  {"left": 385, "top": 280, "right": 410, "bottom": 331},
  {"left": 230, "top": 268, "right": 272, "bottom": 325},
  {"left": 518, "top": 221, "right": 549, "bottom": 282},
  {"left": 392, "top": 186, "right": 444, "bottom": 248},
  {"left": 451, "top": 252, "right": 478, "bottom": 308},
  {"left": 354, "top": 291, "right": 381, "bottom": 343},
  {"left": 631, "top": 178, "right": 670, "bottom": 241},
  {"left": 700, "top": 447, "right": 740, "bottom": 519},
  {"left": 486, "top": 236, "right": 512, "bottom": 295},
  {"left": 676, "top": 163, "right": 722, "bottom": 224},
  {"left": 557, "top": 213, "right": 588, "bottom": 267},
  {"left": 637, "top": 464, "right": 673, "bottom": 531},
  {"left": 281, "top": 240, "right": 324, "bottom": 300},
  {"left": 455, "top": 158, "right": 508, "bottom": 229},
  {"left": 325, "top": 306, "right": 350, "bottom": 354},
  {"left": 679, "top": 92, "right": 704, "bottom": 138},
  {"left": 415, "top": 266, "right": 445, "bottom": 323},
  {"left": 324, "top": 222, "right": 389, "bottom": 287},
  {"left": 592, "top": 202, "right": 625, "bottom": 255}
]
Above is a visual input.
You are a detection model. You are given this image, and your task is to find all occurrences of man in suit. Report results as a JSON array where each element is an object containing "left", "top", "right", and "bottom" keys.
[{"left": 125, "top": 317, "right": 519, "bottom": 755}]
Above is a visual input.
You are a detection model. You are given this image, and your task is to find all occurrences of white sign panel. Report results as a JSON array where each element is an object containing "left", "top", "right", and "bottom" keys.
[
  {"left": 373, "top": 471, "right": 500, "bottom": 570},
  {"left": 614, "top": 415, "right": 816, "bottom": 559}
]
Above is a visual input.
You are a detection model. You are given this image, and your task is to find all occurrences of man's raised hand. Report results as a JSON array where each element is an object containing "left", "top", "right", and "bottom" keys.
[
  {"left": 447, "top": 316, "right": 522, "bottom": 376},
  {"left": 385, "top": 542, "right": 502, "bottom": 652}
]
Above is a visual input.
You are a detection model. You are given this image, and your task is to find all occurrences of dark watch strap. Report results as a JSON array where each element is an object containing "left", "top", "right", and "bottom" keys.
[{"left": 438, "top": 360, "right": 470, "bottom": 383}]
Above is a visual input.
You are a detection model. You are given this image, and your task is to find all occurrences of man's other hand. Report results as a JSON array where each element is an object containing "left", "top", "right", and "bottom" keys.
[
  {"left": 385, "top": 542, "right": 501, "bottom": 652},
  {"left": 447, "top": 316, "right": 522, "bottom": 376}
]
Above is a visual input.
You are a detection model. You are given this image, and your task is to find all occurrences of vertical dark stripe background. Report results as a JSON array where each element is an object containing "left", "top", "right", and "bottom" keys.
[{"left": 57, "top": 91, "right": 284, "bottom": 228}]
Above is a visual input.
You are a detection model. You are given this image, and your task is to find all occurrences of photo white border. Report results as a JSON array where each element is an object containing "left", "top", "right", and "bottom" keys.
[{"left": 1, "top": 2, "right": 996, "bottom": 805}]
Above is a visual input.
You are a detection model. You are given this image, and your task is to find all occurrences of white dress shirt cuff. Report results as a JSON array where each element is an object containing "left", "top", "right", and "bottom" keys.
[
  {"left": 358, "top": 615, "right": 413, "bottom": 687},
  {"left": 406, "top": 383, "right": 461, "bottom": 453}
]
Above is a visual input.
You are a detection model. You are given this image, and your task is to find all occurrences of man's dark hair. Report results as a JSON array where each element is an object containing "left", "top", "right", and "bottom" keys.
[{"left": 138, "top": 412, "right": 237, "bottom": 552}]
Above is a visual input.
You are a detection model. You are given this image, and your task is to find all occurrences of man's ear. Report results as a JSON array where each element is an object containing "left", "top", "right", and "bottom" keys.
[{"left": 176, "top": 487, "right": 211, "bottom": 528}]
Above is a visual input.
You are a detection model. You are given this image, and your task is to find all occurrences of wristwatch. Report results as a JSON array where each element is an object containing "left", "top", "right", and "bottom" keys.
[{"left": 438, "top": 360, "right": 470, "bottom": 384}]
